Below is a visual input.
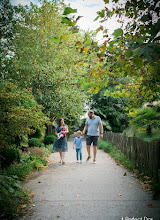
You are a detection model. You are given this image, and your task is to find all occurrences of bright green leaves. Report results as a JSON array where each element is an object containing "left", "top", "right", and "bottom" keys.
[
  {"left": 63, "top": 7, "right": 77, "bottom": 15},
  {"left": 61, "top": 17, "right": 71, "bottom": 25},
  {"left": 112, "top": 28, "right": 123, "bottom": 38},
  {"left": 51, "top": 36, "right": 60, "bottom": 43},
  {"left": 85, "top": 39, "right": 92, "bottom": 45},
  {"left": 104, "top": 0, "right": 109, "bottom": 3},
  {"left": 97, "top": 9, "right": 105, "bottom": 18}
]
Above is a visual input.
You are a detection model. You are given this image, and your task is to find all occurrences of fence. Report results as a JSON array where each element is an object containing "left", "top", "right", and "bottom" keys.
[{"left": 103, "top": 131, "right": 160, "bottom": 179}]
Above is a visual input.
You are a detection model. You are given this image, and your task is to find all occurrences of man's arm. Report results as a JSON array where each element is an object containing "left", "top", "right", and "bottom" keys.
[
  {"left": 82, "top": 124, "right": 88, "bottom": 137},
  {"left": 99, "top": 123, "right": 103, "bottom": 139}
]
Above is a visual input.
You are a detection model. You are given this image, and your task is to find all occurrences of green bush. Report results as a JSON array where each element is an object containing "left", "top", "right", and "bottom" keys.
[
  {"left": 28, "top": 138, "right": 44, "bottom": 148},
  {"left": 98, "top": 139, "right": 134, "bottom": 171},
  {"left": 28, "top": 127, "right": 45, "bottom": 141},
  {"left": 98, "top": 139, "right": 112, "bottom": 153},
  {"left": 3, "top": 162, "right": 32, "bottom": 180},
  {"left": 44, "top": 135, "right": 56, "bottom": 145},
  {"left": 0, "top": 147, "right": 21, "bottom": 168},
  {"left": 3, "top": 152, "right": 47, "bottom": 180},
  {"left": 0, "top": 175, "right": 29, "bottom": 219}
]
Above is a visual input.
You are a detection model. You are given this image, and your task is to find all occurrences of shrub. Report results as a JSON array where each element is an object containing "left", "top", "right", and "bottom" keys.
[
  {"left": 28, "top": 138, "right": 44, "bottom": 148},
  {"left": 98, "top": 139, "right": 112, "bottom": 153},
  {"left": 0, "top": 146, "right": 21, "bottom": 168},
  {"left": 28, "top": 147, "right": 44, "bottom": 158},
  {"left": 0, "top": 175, "right": 29, "bottom": 219},
  {"left": 44, "top": 135, "right": 56, "bottom": 145},
  {"left": 28, "top": 127, "right": 45, "bottom": 141},
  {"left": 3, "top": 162, "right": 32, "bottom": 180}
]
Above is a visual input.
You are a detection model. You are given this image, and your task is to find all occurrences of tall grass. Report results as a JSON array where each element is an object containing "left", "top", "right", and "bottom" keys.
[{"left": 98, "top": 139, "right": 134, "bottom": 171}]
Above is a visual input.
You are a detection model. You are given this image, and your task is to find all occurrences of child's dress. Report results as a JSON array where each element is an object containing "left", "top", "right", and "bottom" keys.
[{"left": 52, "top": 126, "right": 68, "bottom": 152}]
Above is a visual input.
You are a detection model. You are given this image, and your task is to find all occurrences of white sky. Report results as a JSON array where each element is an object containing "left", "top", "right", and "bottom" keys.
[{"left": 10, "top": 0, "right": 123, "bottom": 42}]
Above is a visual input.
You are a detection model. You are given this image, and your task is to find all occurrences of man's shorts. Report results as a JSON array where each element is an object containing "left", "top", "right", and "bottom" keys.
[{"left": 86, "top": 135, "right": 99, "bottom": 146}]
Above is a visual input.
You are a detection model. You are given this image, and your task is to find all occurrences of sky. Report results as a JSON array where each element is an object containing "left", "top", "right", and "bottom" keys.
[{"left": 10, "top": 0, "right": 122, "bottom": 42}]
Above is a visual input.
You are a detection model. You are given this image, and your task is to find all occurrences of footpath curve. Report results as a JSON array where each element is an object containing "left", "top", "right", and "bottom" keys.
[{"left": 18, "top": 134, "right": 160, "bottom": 220}]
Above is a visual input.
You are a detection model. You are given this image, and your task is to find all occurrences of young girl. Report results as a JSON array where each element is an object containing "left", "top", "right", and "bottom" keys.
[{"left": 73, "top": 130, "right": 83, "bottom": 163}]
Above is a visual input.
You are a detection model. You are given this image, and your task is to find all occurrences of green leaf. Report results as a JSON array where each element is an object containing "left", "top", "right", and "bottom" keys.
[
  {"left": 94, "top": 16, "right": 99, "bottom": 21},
  {"left": 104, "top": 90, "right": 110, "bottom": 96},
  {"left": 125, "top": 49, "right": 133, "bottom": 58},
  {"left": 97, "top": 10, "right": 105, "bottom": 18},
  {"left": 51, "top": 36, "right": 60, "bottom": 43},
  {"left": 85, "top": 39, "right": 92, "bottom": 45},
  {"left": 61, "top": 17, "right": 71, "bottom": 25},
  {"left": 63, "top": 7, "right": 77, "bottom": 15},
  {"left": 112, "top": 28, "right": 123, "bottom": 38},
  {"left": 104, "top": 0, "right": 109, "bottom": 3},
  {"left": 60, "top": 34, "right": 68, "bottom": 41},
  {"left": 125, "top": 11, "right": 130, "bottom": 17}
]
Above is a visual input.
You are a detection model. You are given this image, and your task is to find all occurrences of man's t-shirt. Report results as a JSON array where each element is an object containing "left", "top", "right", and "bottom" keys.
[
  {"left": 85, "top": 115, "right": 102, "bottom": 136},
  {"left": 74, "top": 136, "right": 83, "bottom": 149}
]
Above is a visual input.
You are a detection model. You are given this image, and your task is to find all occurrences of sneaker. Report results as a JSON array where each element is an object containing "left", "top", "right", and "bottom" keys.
[
  {"left": 86, "top": 156, "right": 91, "bottom": 161},
  {"left": 76, "top": 160, "right": 79, "bottom": 163},
  {"left": 93, "top": 160, "right": 96, "bottom": 164}
]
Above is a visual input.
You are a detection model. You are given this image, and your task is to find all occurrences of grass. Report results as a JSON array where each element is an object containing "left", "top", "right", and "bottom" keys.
[{"left": 98, "top": 139, "right": 134, "bottom": 171}]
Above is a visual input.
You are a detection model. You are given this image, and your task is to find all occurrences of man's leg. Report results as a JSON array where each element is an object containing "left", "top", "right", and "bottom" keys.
[
  {"left": 93, "top": 136, "right": 98, "bottom": 162},
  {"left": 93, "top": 146, "right": 97, "bottom": 161},
  {"left": 87, "top": 145, "right": 91, "bottom": 157},
  {"left": 86, "top": 136, "right": 92, "bottom": 161}
]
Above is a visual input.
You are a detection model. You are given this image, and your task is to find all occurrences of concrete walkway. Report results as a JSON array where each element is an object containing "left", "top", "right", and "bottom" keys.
[{"left": 19, "top": 134, "right": 160, "bottom": 220}]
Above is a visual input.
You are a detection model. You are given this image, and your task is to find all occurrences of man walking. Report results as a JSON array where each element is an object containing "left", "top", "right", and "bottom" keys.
[{"left": 82, "top": 110, "right": 103, "bottom": 164}]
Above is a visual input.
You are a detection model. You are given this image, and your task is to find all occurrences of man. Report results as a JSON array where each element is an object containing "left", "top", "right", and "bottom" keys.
[{"left": 82, "top": 110, "right": 103, "bottom": 164}]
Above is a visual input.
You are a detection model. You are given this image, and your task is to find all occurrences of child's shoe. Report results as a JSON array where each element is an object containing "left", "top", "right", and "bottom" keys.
[{"left": 76, "top": 160, "right": 79, "bottom": 163}]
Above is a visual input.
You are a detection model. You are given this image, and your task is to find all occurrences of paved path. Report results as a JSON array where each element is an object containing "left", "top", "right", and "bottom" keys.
[{"left": 19, "top": 134, "right": 160, "bottom": 220}]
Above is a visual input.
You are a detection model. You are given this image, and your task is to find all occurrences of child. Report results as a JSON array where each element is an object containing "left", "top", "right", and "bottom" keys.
[
  {"left": 57, "top": 126, "right": 67, "bottom": 139},
  {"left": 73, "top": 130, "right": 83, "bottom": 163}
]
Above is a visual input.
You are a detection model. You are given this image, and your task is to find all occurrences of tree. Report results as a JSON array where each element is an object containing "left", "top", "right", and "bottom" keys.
[
  {"left": 1, "top": 0, "right": 98, "bottom": 125},
  {"left": 0, "top": 82, "right": 49, "bottom": 147},
  {"left": 78, "top": 0, "right": 160, "bottom": 109},
  {"left": 90, "top": 88, "right": 129, "bottom": 132},
  {"left": 130, "top": 106, "right": 160, "bottom": 136}
]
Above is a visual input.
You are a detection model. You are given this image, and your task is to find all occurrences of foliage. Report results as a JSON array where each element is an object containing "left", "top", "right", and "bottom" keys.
[
  {"left": 28, "top": 127, "right": 46, "bottom": 141},
  {"left": 2, "top": 0, "right": 97, "bottom": 126},
  {"left": 0, "top": 175, "right": 29, "bottom": 219},
  {"left": 130, "top": 106, "right": 160, "bottom": 135},
  {"left": 91, "top": 88, "right": 129, "bottom": 132},
  {"left": 3, "top": 150, "right": 48, "bottom": 180},
  {"left": 98, "top": 139, "right": 113, "bottom": 153},
  {"left": 72, "top": 0, "right": 160, "bottom": 110},
  {"left": 0, "top": 146, "right": 21, "bottom": 168},
  {"left": 98, "top": 139, "right": 134, "bottom": 170},
  {"left": 28, "top": 138, "right": 44, "bottom": 148},
  {"left": 44, "top": 135, "right": 56, "bottom": 145},
  {"left": 0, "top": 82, "right": 49, "bottom": 147}
]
